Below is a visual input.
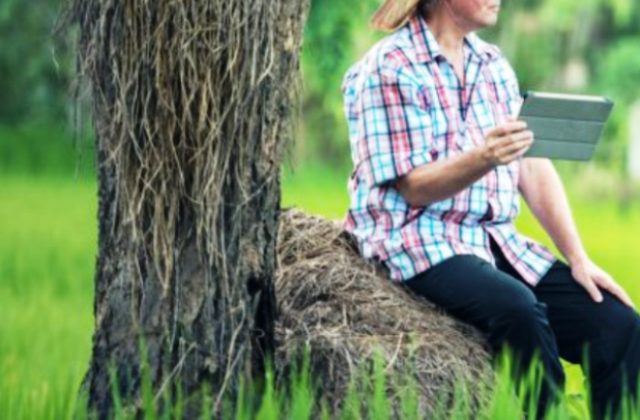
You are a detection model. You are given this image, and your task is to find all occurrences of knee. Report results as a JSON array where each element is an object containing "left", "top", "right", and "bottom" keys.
[
  {"left": 595, "top": 296, "right": 640, "bottom": 347},
  {"left": 493, "top": 288, "right": 544, "bottom": 328}
]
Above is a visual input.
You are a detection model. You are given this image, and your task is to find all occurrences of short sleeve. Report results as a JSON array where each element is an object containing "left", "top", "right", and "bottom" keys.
[{"left": 346, "top": 66, "right": 436, "bottom": 187}]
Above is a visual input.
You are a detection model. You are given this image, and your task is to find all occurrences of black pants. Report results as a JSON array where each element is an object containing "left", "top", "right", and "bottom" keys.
[{"left": 404, "top": 237, "right": 640, "bottom": 419}]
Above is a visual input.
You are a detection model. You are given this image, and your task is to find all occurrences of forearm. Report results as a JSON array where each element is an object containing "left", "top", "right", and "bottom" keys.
[
  {"left": 520, "top": 159, "right": 587, "bottom": 263},
  {"left": 396, "top": 148, "right": 494, "bottom": 207},
  {"left": 396, "top": 120, "right": 533, "bottom": 207}
]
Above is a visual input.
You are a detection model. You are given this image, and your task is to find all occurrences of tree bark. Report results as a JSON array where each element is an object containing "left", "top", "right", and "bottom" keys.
[{"left": 63, "top": 0, "right": 309, "bottom": 417}]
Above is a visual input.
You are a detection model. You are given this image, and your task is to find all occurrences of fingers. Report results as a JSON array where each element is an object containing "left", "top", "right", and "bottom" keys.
[
  {"left": 482, "top": 120, "right": 534, "bottom": 166},
  {"left": 497, "top": 130, "right": 534, "bottom": 154},
  {"left": 500, "top": 143, "right": 533, "bottom": 163},
  {"left": 596, "top": 274, "right": 636, "bottom": 309},
  {"left": 487, "top": 120, "right": 528, "bottom": 137},
  {"left": 489, "top": 130, "right": 534, "bottom": 164},
  {"left": 581, "top": 277, "right": 604, "bottom": 303},
  {"left": 612, "top": 286, "right": 635, "bottom": 309}
]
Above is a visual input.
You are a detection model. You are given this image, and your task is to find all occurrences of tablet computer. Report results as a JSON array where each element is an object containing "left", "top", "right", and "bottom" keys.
[{"left": 518, "top": 91, "right": 614, "bottom": 160}]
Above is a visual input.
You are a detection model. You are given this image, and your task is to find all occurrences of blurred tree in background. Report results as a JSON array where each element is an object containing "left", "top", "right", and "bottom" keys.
[
  {"left": 299, "top": 0, "right": 381, "bottom": 168},
  {"left": 0, "top": 0, "right": 73, "bottom": 125},
  {"left": 493, "top": 0, "right": 640, "bottom": 172},
  {"left": 1, "top": 0, "right": 639, "bottom": 177}
]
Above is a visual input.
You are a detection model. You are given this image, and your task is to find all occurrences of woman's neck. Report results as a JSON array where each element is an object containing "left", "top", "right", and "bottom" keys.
[{"left": 424, "top": 4, "right": 472, "bottom": 64}]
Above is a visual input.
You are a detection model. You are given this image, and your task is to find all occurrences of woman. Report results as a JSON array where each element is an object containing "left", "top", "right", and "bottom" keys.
[{"left": 342, "top": 0, "right": 640, "bottom": 417}]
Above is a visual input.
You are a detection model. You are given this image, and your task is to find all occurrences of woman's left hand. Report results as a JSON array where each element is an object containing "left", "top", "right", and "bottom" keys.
[{"left": 570, "top": 257, "right": 635, "bottom": 309}]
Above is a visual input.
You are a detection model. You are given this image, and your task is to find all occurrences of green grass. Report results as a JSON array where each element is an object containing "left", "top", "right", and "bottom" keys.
[
  {"left": 0, "top": 176, "right": 95, "bottom": 420},
  {"left": 1, "top": 168, "right": 639, "bottom": 419}
]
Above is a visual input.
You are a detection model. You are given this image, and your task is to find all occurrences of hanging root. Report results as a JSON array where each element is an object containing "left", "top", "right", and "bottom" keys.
[{"left": 59, "top": 0, "right": 307, "bottom": 290}]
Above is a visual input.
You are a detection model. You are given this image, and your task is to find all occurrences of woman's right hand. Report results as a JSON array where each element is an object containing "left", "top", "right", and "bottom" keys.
[
  {"left": 396, "top": 120, "right": 534, "bottom": 207},
  {"left": 480, "top": 120, "right": 534, "bottom": 166}
]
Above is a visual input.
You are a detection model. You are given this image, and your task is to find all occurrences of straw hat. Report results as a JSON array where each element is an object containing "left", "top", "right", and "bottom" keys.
[{"left": 371, "top": 0, "right": 438, "bottom": 32}]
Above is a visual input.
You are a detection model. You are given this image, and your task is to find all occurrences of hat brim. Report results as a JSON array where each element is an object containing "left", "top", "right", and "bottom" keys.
[{"left": 370, "top": 0, "right": 422, "bottom": 32}]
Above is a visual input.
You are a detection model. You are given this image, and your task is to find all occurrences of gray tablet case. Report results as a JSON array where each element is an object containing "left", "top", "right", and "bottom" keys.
[{"left": 518, "top": 91, "right": 614, "bottom": 160}]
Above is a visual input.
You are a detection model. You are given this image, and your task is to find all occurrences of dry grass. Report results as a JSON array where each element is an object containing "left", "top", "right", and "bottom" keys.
[{"left": 274, "top": 209, "right": 494, "bottom": 416}]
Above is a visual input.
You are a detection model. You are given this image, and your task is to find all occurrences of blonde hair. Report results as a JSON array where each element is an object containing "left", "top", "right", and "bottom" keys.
[{"left": 370, "top": 0, "right": 439, "bottom": 32}]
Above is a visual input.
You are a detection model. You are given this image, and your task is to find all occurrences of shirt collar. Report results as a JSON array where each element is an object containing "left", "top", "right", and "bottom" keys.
[{"left": 407, "top": 12, "right": 496, "bottom": 64}]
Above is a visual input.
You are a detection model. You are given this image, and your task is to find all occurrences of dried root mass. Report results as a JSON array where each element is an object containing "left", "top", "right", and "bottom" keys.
[{"left": 274, "top": 209, "right": 494, "bottom": 416}]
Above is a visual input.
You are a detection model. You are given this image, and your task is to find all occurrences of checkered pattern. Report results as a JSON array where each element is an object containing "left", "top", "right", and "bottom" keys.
[{"left": 342, "top": 12, "right": 556, "bottom": 286}]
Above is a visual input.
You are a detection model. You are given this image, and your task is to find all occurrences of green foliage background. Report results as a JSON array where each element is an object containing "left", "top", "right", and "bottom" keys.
[
  {"left": 2, "top": 0, "right": 640, "bottom": 175},
  {"left": 1, "top": 0, "right": 640, "bottom": 418}
]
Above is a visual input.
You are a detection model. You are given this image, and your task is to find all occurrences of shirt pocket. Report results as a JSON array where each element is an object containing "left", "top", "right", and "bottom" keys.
[
  {"left": 485, "top": 80, "right": 520, "bottom": 122},
  {"left": 422, "top": 85, "right": 454, "bottom": 158}
]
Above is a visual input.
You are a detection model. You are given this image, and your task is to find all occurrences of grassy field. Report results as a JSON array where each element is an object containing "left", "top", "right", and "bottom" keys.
[{"left": 1, "top": 167, "right": 639, "bottom": 419}]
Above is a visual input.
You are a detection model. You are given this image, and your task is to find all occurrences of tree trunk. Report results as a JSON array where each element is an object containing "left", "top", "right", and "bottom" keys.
[{"left": 62, "top": 0, "right": 309, "bottom": 417}]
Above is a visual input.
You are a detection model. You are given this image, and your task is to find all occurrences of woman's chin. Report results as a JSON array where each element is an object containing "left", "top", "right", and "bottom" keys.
[{"left": 478, "top": 14, "right": 499, "bottom": 28}]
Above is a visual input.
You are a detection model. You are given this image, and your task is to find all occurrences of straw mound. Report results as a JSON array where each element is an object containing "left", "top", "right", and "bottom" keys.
[{"left": 274, "top": 208, "right": 494, "bottom": 416}]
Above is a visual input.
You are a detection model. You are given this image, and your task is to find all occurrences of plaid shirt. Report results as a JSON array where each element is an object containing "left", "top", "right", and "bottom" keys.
[{"left": 341, "top": 12, "right": 556, "bottom": 286}]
